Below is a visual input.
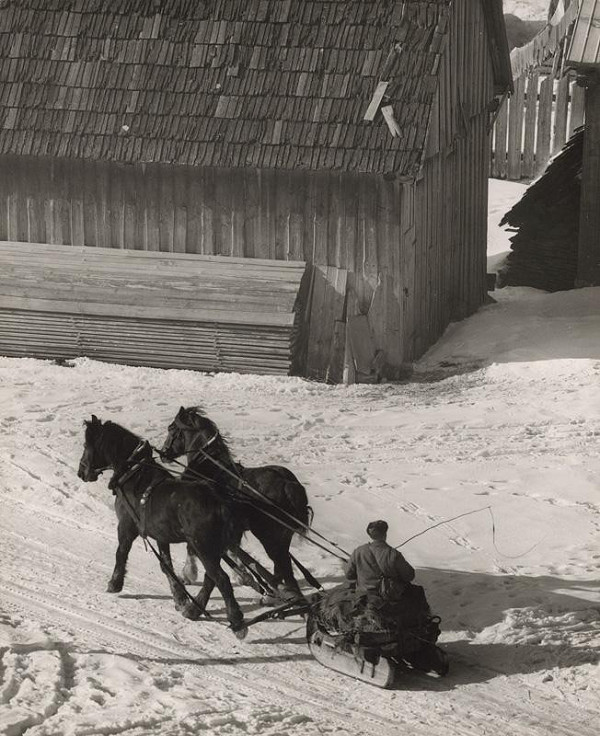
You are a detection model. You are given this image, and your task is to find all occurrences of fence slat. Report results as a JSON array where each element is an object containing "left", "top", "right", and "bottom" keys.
[
  {"left": 493, "top": 98, "right": 509, "bottom": 178},
  {"left": 535, "top": 75, "right": 554, "bottom": 177},
  {"left": 553, "top": 73, "right": 570, "bottom": 154},
  {"left": 508, "top": 75, "right": 526, "bottom": 179},
  {"left": 569, "top": 79, "right": 586, "bottom": 135},
  {"left": 522, "top": 71, "right": 539, "bottom": 179}
]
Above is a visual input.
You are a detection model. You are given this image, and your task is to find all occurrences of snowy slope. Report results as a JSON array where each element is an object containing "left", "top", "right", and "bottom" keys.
[{"left": 1, "top": 177, "right": 599, "bottom": 734}]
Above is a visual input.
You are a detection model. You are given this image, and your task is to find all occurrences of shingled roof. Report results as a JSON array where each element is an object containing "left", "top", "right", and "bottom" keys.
[{"left": 0, "top": 0, "right": 465, "bottom": 175}]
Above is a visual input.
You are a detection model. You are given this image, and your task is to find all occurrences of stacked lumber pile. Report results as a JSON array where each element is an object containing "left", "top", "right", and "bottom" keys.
[
  {"left": 0, "top": 242, "right": 306, "bottom": 375},
  {"left": 499, "top": 128, "right": 583, "bottom": 292}
]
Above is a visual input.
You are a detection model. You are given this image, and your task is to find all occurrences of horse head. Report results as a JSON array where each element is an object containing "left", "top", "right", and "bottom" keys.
[
  {"left": 78, "top": 416, "right": 142, "bottom": 482},
  {"left": 78, "top": 415, "right": 108, "bottom": 482},
  {"left": 161, "top": 406, "right": 227, "bottom": 466}
]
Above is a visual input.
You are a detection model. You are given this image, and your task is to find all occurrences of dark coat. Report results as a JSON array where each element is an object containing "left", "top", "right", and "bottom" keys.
[{"left": 345, "top": 540, "right": 415, "bottom": 595}]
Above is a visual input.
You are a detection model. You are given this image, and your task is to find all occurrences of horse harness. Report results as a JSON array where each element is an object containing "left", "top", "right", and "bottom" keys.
[{"left": 109, "top": 441, "right": 165, "bottom": 539}]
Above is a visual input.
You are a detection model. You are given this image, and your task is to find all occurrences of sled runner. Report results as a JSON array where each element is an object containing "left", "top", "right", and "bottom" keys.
[{"left": 305, "top": 611, "right": 448, "bottom": 688}]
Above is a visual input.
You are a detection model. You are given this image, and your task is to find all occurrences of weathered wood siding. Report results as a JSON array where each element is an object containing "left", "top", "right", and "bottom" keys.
[
  {"left": 408, "top": 0, "right": 495, "bottom": 360},
  {"left": 0, "top": 156, "right": 401, "bottom": 277},
  {"left": 413, "top": 114, "right": 490, "bottom": 358},
  {"left": 0, "top": 155, "right": 406, "bottom": 374}
]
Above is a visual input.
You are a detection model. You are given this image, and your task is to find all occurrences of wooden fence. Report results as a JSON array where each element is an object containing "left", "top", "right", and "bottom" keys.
[{"left": 490, "top": 70, "right": 585, "bottom": 180}]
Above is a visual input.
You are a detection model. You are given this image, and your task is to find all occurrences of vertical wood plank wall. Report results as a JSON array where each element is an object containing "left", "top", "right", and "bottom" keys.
[
  {"left": 0, "top": 149, "right": 486, "bottom": 370},
  {"left": 413, "top": 113, "right": 490, "bottom": 359},
  {"left": 0, "top": 155, "right": 401, "bottom": 285},
  {"left": 406, "top": 0, "right": 494, "bottom": 360},
  {"left": 0, "top": 154, "right": 407, "bottom": 369}
]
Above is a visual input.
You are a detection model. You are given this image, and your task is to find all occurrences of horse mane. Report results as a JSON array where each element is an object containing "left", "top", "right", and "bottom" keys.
[
  {"left": 85, "top": 418, "right": 141, "bottom": 456},
  {"left": 183, "top": 406, "right": 235, "bottom": 458}
]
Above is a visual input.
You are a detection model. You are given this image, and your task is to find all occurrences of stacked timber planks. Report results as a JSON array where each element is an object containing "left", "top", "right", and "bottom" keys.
[
  {"left": 0, "top": 242, "right": 306, "bottom": 374},
  {"left": 499, "top": 129, "right": 582, "bottom": 292}
]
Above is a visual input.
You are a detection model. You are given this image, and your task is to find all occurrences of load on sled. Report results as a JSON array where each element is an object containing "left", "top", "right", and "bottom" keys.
[{"left": 306, "top": 580, "right": 448, "bottom": 688}]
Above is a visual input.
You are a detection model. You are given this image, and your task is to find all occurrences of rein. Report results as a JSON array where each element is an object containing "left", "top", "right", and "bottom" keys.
[
  {"left": 188, "top": 429, "right": 219, "bottom": 463},
  {"left": 156, "top": 438, "right": 351, "bottom": 563}
]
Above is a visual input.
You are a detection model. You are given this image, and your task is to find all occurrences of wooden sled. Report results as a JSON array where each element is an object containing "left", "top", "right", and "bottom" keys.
[
  {"left": 306, "top": 614, "right": 449, "bottom": 688},
  {"left": 306, "top": 617, "right": 396, "bottom": 688}
]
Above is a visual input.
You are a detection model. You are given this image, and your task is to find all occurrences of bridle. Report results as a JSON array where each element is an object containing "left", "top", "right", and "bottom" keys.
[
  {"left": 82, "top": 431, "right": 148, "bottom": 486},
  {"left": 170, "top": 417, "right": 221, "bottom": 467},
  {"left": 80, "top": 458, "right": 111, "bottom": 477}
]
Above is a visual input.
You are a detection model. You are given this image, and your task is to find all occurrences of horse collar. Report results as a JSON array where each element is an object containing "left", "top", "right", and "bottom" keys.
[{"left": 108, "top": 440, "right": 150, "bottom": 493}]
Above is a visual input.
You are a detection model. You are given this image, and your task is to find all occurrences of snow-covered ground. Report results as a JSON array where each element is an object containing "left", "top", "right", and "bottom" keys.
[
  {"left": 504, "top": 0, "right": 549, "bottom": 21},
  {"left": 1, "top": 177, "right": 599, "bottom": 735}
]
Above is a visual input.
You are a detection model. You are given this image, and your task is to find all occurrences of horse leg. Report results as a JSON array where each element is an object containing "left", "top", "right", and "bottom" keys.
[
  {"left": 185, "top": 550, "right": 245, "bottom": 634},
  {"left": 157, "top": 542, "right": 188, "bottom": 612},
  {"left": 261, "top": 534, "right": 303, "bottom": 600},
  {"left": 182, "top": 544, "right": 199, "bottom": 584},
  {"left": 107, "top": 518, "right": 138, "bottom": 593},
  {"left": 182, "top": 571, "right": 215, "bottom": 620}
]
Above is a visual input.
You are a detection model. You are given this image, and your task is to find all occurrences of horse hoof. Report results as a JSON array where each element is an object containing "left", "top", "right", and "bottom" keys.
[
  {"left": 182, "top": 602, "right": 203, "bottom": 620},
  {"left": 233, "top": 625, "right": 248, "bottom": 640},
  {"left": 260, "top": 594, "right": 281, "bottom": 607},
  {"left": 233, "top": 572, "right": 255, "bottom": 588},
  {"left": 106, "top": 581, "right": 122, "bottom": 593}
]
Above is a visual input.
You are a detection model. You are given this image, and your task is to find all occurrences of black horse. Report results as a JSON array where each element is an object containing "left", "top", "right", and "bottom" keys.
[
  {"left": 77, "top": 415, "right": 247, "bottom": 635},
  {"left": 160, "top": 406, "right": 312, "bottom": 600}
]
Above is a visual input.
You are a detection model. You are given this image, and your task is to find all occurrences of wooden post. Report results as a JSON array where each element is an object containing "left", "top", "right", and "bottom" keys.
[{"left": 577, "top": 74, "right": 600, "bottom": 286}]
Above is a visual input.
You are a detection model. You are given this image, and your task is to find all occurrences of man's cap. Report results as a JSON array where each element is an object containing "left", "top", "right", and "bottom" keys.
[{"left": 366, "top": 520, "right": 388, "bottom": 537}]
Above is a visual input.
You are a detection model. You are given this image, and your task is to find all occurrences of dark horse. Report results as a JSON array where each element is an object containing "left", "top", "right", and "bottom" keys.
[
  {"left": 77, "top": 415, "right": 247, "bottom": 635},
  {"left": 160, "top": 406, "right": 312, "bottom": 600}
]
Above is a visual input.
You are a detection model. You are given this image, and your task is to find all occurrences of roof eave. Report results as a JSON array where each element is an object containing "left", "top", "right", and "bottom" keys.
[{"left": 481, "top": 0, "right": 514, "bottom": 96}]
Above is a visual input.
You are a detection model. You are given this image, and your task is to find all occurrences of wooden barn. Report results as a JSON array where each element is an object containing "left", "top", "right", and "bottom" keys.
[{"left": 0, "top": 0, "right": 511, "bottom": 382}]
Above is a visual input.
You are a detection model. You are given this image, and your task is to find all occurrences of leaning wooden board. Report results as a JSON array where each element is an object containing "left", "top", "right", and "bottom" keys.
[{"left": 0, "top": 241, "right": 307, "bottom": 375}]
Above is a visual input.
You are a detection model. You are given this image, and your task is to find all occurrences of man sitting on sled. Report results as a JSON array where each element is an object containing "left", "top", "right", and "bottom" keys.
[
  {"left": 315, "top": 519, "right": 432, "bottom": 635},
  {"left": 344, "top": 519, "right": 430, "bottom": 631},
  {"left": 308, "top": 520, "right": 448, "bottom": 680},
  {"left": 345, "top": 519, "right": 415, "bottom": 600}
]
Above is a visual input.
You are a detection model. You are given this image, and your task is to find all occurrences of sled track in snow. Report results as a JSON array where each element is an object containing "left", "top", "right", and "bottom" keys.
[{"left": 2, "top": 578, "right": 598, "bottom": 736}]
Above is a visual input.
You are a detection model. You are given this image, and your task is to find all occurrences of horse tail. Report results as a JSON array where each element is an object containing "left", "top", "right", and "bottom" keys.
[{"left": 284, "top": 479, "right": 312, "bottom": 539}]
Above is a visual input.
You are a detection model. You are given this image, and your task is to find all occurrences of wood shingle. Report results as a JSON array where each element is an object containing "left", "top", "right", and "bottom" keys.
[{"left": 0, "top": 0, "right": 457, "bottom": 175}]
